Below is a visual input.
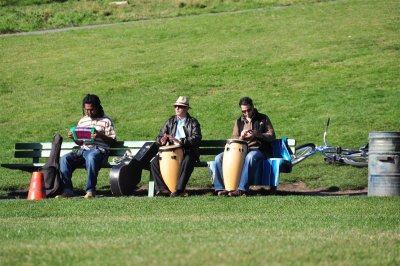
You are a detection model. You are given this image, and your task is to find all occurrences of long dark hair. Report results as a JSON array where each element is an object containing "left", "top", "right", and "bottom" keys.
[{"left": 82, "top": 94, "right": 104, "bottom": 117}]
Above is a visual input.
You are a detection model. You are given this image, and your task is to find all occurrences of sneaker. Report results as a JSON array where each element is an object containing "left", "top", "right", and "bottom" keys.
[
  {"left": 217, "top": 190, "right": 229, "bottom": 196},
  {"left": 228, "top": 190, "right": 247, "bottom": 197},
  {"left": 170, "top": 191, "right": 187, "bottom": 197},
  {"left": 156, "top": 190, "right": 170, "bottom": 197},
  {"left": 55, "top": 192, "right": 74, "bottom": 199},
  {"left": 84, "top": 192, "right": 95, "bottom": 198}
]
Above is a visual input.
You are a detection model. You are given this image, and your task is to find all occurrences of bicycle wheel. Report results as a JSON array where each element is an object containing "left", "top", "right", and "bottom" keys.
[
  {"left": 343, "top": 153, "right": 368, "bottom": 167},
  {"left": 292, "top": 143, "right": 316, "bottom": 165}
]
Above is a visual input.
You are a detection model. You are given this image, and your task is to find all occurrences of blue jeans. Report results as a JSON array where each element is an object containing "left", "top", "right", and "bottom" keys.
[
  {"left": 213, "top": 149, "right": 266, "bottom": 191},
  {"left": 60, "top": 148, "right": 108, "bottom": 194}
]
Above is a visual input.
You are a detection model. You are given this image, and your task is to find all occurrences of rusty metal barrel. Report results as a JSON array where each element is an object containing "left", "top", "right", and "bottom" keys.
[{"left": 368, "top": 132, "right": 400, "bottom": 196}]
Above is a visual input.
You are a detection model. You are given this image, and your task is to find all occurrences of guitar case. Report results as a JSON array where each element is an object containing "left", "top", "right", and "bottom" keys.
[{"left": 109, "top": 142, "right": 158, "bottom": 196}]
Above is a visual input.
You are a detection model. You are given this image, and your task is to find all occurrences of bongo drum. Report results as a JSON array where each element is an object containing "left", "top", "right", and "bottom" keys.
[
  {"left": 222, "top": 139, "right": 248, "bottom": 191},
  {"left": 158, "top": 145, "right": 184, "bottom": 193}
]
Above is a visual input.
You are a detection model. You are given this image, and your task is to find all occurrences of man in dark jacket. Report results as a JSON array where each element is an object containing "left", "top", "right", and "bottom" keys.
[
  {"left": 151, "top": 96, "right": 202, "bottom": 197},
  {"left": 213, "top": 97, "right": 276, "bottom": 196}
]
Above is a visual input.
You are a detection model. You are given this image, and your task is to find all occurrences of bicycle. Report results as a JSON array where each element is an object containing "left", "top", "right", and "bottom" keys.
[{"left": 292, "top": 118, "right": 369, "bottom": 167}]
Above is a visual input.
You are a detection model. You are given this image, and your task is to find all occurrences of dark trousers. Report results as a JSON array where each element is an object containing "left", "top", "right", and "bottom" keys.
[{"left": 150, "top": 150, "right": 196, "bottom": 193}]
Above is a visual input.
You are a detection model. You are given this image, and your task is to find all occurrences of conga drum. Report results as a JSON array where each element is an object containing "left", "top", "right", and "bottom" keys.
[
  {"left": 158, "top": 145, "right": 184, "bottom": 193},
  {"left": 222, "top": 139, "right": 248, "bottom": 191}
]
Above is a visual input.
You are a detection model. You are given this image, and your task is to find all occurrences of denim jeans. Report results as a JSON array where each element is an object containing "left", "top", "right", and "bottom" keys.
[
  {"left": 60, "top": 148, "right": 108, "bottom": 194},
  {"left": 213, "top": 149, "right": 267, "bottom": 191}
]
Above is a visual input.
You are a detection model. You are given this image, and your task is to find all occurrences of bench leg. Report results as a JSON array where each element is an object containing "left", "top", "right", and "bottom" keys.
[{"left": 148, "top": 172, "right": 155, "bottom": 197}]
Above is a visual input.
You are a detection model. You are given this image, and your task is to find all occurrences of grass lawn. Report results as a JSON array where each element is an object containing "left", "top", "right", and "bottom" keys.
[
  {"left": 0, "top": 196, "right": 399, "bottom": 265},
  {"left": 0, "top": 0, "right": 328, "bottom": 34},
  {"left": 0, "top": 0, "right": 399, "bottom": 264}
]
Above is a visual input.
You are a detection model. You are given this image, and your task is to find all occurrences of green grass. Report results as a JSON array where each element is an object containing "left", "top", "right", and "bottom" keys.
[
  {"left": 0, "top": 0, "right": 399, "bottom": 264},
  {"left": 0, "top": 197, "right": 399, "bottom": 265},
  {"left": 1, "top": 0, "right": 398, "bottom": 194},
  {"left": 0, "top": 0, "right": 318, "bottom": 34}
]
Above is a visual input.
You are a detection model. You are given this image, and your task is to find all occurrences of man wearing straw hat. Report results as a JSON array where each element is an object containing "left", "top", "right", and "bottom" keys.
[{"left": 151, "top": 96, "right": 202, "bottom": 197}]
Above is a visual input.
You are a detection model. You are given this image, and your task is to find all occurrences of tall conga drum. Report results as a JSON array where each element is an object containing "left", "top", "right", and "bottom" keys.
[
  {"left": 222, "top": 139, "right": 248, "bottom": 191},
  {"left": 159, "top": 145, "right": 184, "bottom": 193}
]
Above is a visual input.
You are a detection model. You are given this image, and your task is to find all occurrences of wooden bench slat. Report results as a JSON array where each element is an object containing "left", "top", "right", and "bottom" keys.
[
  {"left": 199, "top": 140, "right": 227, "bottom": 147},
  {"left": 14, "top": 151, "right": 43, "bottom": 158},
  {"left": 15, "top": 143, "right": 46, "bottom": 149},
  {"left": 199, "top": 148, "right": 225, "bottom": 155}
]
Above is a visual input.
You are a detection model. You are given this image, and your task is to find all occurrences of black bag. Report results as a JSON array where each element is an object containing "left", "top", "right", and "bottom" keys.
[
  {"left": 109, "top": 142, "right": 158, "bottom": 196},
  {"left": 41, "top": 134, "right": 64, "bottom": 197}
]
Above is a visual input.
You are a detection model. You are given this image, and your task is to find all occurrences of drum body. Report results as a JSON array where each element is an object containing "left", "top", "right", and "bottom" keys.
[
  {"left": 159, "top": 145, "right": 184, "bottom": 193},
  {"left": 222, "top": 139, "right": 248, "bottom": 191}
]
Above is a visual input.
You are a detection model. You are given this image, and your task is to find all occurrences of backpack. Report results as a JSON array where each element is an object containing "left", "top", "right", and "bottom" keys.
[{"left": 41, "top": 134, "right": 64, "bottom": 197}]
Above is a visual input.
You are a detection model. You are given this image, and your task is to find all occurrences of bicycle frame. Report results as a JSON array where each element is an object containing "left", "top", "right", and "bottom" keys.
[{"left": 292, "top": 118, "right": 368, "bottom": 167}]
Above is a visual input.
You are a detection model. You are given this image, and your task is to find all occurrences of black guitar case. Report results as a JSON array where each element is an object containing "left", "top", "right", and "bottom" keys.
[
  {"left": 109, "top": 142, "right": 158, "bottom": 196},
  {"left": 41, "top": 134, "right": 64, "bottom": 197}
]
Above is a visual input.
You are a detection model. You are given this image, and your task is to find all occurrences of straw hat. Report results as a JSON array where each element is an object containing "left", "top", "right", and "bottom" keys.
[{"left": 174, "top": 96, "right": 190, "bottom": 108}]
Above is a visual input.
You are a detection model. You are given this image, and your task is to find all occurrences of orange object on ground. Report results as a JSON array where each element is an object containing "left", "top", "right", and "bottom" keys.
[{"left": 27, "top": 172, "right": 46, "bottom": 200}]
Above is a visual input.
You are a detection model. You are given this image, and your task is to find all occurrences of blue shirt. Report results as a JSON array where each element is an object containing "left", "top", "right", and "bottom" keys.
[{"left": 174, "top": 117, "right": 186, "bottom": 143}]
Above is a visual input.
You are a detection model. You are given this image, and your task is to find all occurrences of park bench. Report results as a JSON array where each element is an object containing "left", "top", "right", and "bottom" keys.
[{"left": 1, "top": 138, "right": 295, "bottom": 197}]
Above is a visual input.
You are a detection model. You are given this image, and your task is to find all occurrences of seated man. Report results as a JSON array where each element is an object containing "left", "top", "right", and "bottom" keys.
[
  {"left": 150, "top": 96, "right": 202, "bottom": 197},
  {"left": 213, "top": 97, "right": 276, "bottom": 196},
  {"left": 57, "top": 94, "right": 116, "bottom": 199}
]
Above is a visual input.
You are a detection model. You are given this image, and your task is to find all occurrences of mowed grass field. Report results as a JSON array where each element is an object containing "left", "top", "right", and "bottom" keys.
[{"left": 0, "top": 0, "right": 399, "bottom": 264}]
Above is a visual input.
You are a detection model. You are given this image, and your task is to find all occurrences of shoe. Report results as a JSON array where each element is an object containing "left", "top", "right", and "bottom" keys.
[
  {"left": 55, "top": 192, "right": 74, "bottom": 199},
  {"left": 217, "top": 190, "right": 229, "bottom": 196},
  {"left": 156, "top": 190, "right": 170, "bottom": 197},
  {"left": 84, "top": 192, "right": 95, "bottom": 198},
  {"left": 170, "top": 191, "right": 187, "bottom": 197},
  {"left": 228, "top": 190, "right": 247, "bottom": 197}
]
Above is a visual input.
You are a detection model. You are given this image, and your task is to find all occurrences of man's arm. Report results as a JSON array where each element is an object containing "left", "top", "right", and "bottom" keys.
[
  {"left": 93, "top": 130, "right": 116, "bottom": 145},
  {"left": 255, "top": 116, "right": 276, "bottom": 142}
]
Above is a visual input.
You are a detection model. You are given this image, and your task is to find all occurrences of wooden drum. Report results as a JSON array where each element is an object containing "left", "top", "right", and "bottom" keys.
[
  {"left": 222, "top": 139, "right": 248, "bottom": 191},
  {"left": 159, "top": 145, "right": 184, "bottom": 193}
]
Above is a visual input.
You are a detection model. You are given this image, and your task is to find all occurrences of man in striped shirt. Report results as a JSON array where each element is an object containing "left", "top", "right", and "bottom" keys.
[{"left": 56, "top": 94, "right": 116, "bottom": 199}]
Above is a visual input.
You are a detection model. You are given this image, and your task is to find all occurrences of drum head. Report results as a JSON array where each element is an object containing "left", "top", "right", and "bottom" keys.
[
  {"left": 159, "top": 144, "right": 182, "bottom": 152},
  {"left": 227, "top": 139, "right": 248, "bottom": 145}
]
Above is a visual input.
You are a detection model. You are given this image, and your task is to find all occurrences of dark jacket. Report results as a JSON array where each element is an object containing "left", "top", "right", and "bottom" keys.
[
  {"left": 155, "top": 114, "right": 202, "bottom": 159},
  {"left": 232, "top": 109, "right": 275, "bottom": 153}
]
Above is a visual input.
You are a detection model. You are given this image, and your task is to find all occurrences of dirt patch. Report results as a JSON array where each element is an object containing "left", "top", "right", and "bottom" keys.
[
  {"left": 263, "top": 182, "right": 368, "bottom": 196},
  {"left": 132, "top": 182, "right": 368, "bottom": 197},
  {"left": 1, "top": 182, "right": 368, "bottom": 199}
]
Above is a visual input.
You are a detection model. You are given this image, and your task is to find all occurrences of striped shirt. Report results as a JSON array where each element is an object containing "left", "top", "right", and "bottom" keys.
[{"left": 77, "top": 115, "right": 116, "bottom": 150}]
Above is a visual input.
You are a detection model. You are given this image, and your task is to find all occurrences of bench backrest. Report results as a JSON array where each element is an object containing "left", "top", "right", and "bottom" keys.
[
  {"left": 13, "top": 138, "right": 295, "bottom": 164},
  {"left": 13, "top": 141, "right": 151, "bottom": 164}
]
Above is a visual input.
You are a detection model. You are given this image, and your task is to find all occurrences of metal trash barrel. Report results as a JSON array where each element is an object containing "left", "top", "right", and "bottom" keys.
[{"left": 368, "top": 132, "right": 400, "bottom": 196}]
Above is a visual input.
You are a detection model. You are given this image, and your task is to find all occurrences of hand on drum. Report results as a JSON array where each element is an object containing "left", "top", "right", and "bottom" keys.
[
  {"left": 168, "top": 135, "right": 183, "bottom": 145},
  {"left": 161, "top": 133, "right": 182, "bottom": 146}
]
